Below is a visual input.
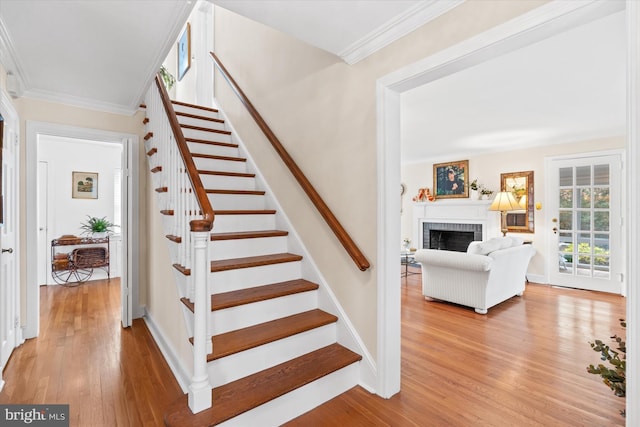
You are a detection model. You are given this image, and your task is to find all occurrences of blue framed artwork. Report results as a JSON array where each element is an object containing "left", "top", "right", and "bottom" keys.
[{"left": 177, "top": 23, "right": 191, "bottom": 81}]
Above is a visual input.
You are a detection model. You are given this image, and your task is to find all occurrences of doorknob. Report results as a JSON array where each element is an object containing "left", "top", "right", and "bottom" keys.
[{"left": 2, "top": 248, "right": 13, "bottom": 253}]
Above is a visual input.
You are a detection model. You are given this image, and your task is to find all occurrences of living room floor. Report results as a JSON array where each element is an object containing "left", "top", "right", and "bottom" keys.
[{"left": 286, "top": 265, "right": 626, "bottom": 426}]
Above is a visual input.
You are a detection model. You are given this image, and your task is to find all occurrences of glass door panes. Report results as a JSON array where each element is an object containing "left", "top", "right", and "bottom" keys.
[{"left": 557, "top": 164, "right": 610, "bottom": 279}]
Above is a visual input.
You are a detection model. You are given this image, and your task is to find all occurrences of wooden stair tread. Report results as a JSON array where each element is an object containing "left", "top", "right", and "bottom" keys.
[
  {"left": 171, "top": 100, "right": 219, "bottom": 113},
  {"left": 197, "top": 170, "right": 255, "bottom": 178},
  {"left": 210, "top": 230, "right": 288, "bottom": 241},
  {"left": 176, "top": 111, "right": 224, "bottom": 124},
  {"left": 192, "top": 153, "right": 246, "bottom": 162},
  {"left": 210, "top": 253, "right": 301, "bottom": 272},
  {"left": 205, "top": 189, "right": 265, "bottom": 195},
  {"left": 180, "top": 279, "right": 318, "bottom": 312},
  {"left": 212, "top": 309, "right": 337, "bottom": 359},
  {"left": 164, "top": 343, "right": 361, "bottom": 426},
  {"left": 181, "top": 123, "right": 231, "bottom": 135},
  {"left": 214, "top": 209, "right": 276, "bottom": 215},
  {"left": 186, "top": 138, "right": 238, "bottom": 148}
]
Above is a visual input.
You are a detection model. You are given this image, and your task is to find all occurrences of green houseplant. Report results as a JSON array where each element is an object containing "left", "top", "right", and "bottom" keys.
[
  {"left": 587, "top": 319, "right": 626, "bottom": 417},
  {"left": 79, "top": 215, "right": 117, "bottom": 236},
  {"left": 159, "top": 65, "right": 175, "bottom": 90}
]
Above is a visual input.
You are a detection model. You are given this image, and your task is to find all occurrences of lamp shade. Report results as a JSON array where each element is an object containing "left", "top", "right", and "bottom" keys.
[{"left": 489, "top": 191, "right": 520, "bottom": 211}]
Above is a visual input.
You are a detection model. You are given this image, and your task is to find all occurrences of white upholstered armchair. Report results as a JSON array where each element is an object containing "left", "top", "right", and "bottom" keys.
[{"left": 414, "top": 237, "right": 536, "bottom": 314}]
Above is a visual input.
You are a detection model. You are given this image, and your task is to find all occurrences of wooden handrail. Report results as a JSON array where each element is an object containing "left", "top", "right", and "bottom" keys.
[
  {"left": 154, "top": 75, "right": 214, "bottom": 232},
  {"left": 210, "top": 52, "right": 370, "bottom": 271}
]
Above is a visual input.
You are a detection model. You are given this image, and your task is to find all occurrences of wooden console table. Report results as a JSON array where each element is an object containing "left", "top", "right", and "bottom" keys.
[{"left": 51, "top": 236, "right": 110, "bottom": 285}]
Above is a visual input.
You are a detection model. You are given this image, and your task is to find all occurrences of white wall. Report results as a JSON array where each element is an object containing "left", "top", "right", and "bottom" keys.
[
  {"left": 401, "top": 136, "right": 625, "bottom": 280},
  {"left": 38, "top": 135, "right": 122, "bottom": 283}
]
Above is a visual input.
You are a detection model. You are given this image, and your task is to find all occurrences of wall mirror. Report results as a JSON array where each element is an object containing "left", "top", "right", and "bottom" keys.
[{"left": 500, "top": 170, "right": 534, "bottom": 233}]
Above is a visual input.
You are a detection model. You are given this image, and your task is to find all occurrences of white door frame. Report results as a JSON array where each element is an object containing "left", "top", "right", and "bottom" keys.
[
  {"left": 377, "top": 1, "right": 638, "bottom": 424},
  {"left": 24, "top": 121, "right": 140, "bottom": 337}
]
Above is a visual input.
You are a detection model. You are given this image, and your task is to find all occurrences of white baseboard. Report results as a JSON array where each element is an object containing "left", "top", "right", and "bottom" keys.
[{"left": 143, "top": 310, "right": 190, "bottom": 393}]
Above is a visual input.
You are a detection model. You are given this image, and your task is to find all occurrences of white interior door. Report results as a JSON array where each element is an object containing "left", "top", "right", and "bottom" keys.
[
  {"left": 0, "top": 99, "right": 20, "bottom": 390},
  {"left": 547, "top": 153, "right": 624, "bottom": 293}
]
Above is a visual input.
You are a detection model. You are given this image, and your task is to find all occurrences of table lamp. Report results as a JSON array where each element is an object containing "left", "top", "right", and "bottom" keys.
[{"left": 489, "top": 191, "right": 520, "bottom": 236}]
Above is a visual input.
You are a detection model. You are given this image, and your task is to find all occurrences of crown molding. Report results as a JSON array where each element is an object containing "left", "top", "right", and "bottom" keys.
[
  {"left": 0, "top": 17, "right": 27, "bottom": 97},
  {"left": 339, "top": 0, "right": 465, "bottom": 65},
  {"left": 22, "top": 88, "right": 139, "bottom": 116}
]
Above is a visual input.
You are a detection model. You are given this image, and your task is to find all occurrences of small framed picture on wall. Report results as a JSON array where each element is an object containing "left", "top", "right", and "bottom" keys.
[
  {"left": 72, "top": 171, "right": 98, "bottom": 199},
  {"left": 433, "top": 160, "right": 469, "bottom": 199}
]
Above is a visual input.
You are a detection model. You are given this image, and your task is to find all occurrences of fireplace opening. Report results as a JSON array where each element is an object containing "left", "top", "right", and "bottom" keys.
[
  {"left": 423, "top": 222, "right": 483, "bottom": 253},
  {"left": 429, "top": 230, "right": 474, "bottom": 252}
]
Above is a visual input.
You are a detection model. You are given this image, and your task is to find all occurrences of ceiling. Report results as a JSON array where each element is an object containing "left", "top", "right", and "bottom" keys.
[
  {"left": 0, "top": 1, "right": 626, "bottom": 159},
  {"left": 0, "top": 0, "right": 195, "bottom": 114},
  {"left": 400, "top": 10, "right": 627, "bottom": 164}
]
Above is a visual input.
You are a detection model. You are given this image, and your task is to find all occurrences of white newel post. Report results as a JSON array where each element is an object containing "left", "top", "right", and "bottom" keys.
[{"left": 188, "top": 230, "right": 212, "bottom": 413}]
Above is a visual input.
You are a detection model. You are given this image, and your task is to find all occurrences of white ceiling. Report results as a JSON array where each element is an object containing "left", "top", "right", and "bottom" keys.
[
  {"left": 0, "top": 0, "right": 194, "bottom": 114},
  {"left": 400, "top": 10, "right": 627, "bottom": 164},
  {"left": 0, "top": 0, "right": 626, "bottom": 158},
  {"left": 210, "top": 0, "right": 463, "bottom": 64}
]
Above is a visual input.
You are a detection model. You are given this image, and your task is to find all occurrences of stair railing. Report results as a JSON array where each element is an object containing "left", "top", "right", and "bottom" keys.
[
  {"left": 210, "top": 52, "right": 371, "bottom": 272},
  {"left": 145, "top": 75, "right": 213, "bottom": 413}
]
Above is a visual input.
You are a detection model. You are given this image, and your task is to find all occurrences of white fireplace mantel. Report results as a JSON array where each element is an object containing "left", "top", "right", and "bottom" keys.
[{"left": 412, "top": 200, "right": 500, "bottom": 249}]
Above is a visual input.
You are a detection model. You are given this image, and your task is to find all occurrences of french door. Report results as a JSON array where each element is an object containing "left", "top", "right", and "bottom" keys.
[{"left": 547, "top": 153, "right": 624, "bottom": 294}]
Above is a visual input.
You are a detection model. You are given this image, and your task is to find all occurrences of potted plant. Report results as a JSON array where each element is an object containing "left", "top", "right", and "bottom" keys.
[
  {"left": 79, "top": 215, "right": 117, "bottom": 237},
  {"left": 587, "top": 319, "right": 626, "bottom": 417},
  {"left": 480, "top": 186, "right": 493, "bottom": 200},
  {"left": 469, "top": 179, "right": 479, "bottom": 199},
  {"left": 159, "top": 65, "right": 175, "bottom": 90}
]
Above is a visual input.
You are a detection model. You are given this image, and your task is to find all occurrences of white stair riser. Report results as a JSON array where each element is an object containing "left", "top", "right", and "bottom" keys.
[
  {"left": 173, "top": 104, "right": 220, "bottom": 120},
  {"left": 209, "top": 290, "right": 318, "bottom": 335},
  {"left": 212, "top": 214, "right": 276, "bottom": 233},
  {"left": 207, "top": 324, "right": 336, "bottom": 388},
  {"left": 193, "top": 157, "right": 247, "bottom": 173},
  {"left": 182, "top": 127, "right": 232, "bottom": 143},
  {"left": 187, "top": 142, "right": 238, "bottom": 158},
  {"left": 209, "top": 262, "right": 302, "bottom": 294},
  {"left": 199, "top": 174, "right": 255, "bottom": 191},
  {"left": 210, "top": 236, "right": 288, "bottom": 260},
  {"left": 207, "top": 193, "right": 265, "bottom": 211},
  {"left": 178, "top": 116, "right": 226, "bottom": 131},
  {"left": 218, "top": 362, "right": 359, "bottom": 427}
]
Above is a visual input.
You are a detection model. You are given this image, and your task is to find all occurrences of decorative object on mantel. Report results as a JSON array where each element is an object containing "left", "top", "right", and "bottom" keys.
[
  {"left": 469, "top": 179, "right": 479, "bottom": 200},
  {"left": 433, "top": 160, "right": 468, "bottom": 199},
  {"left": 412, "top": 187, "right": 434, "bottom": 202},
  {"left": 488, "top": 191, "right": 520, "bottom": 236},
  {"left": 480, "top": 186, "right": 494, "bottom": 200}
]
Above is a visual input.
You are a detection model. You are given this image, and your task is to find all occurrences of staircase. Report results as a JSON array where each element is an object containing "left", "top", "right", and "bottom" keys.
[{"left": 143, "top": 90, "right": 363, "bottom": 426}]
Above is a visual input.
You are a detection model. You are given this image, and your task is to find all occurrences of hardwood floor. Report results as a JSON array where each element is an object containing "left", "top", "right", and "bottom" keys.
[
  {"left": 0, "top": 279, "right": 183, "bottom": 426},
  {"left": 1, "top": 271, "right": 625, "bottom": 426},
  {"left": 286, "top": 267, "right": 626, "bottom": 426}
]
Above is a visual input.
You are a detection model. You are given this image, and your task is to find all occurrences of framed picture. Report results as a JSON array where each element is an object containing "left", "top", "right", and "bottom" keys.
[
  {"left": 72, "top": 171, "right": 98, "bottom": 199},
  {"left": 433, "top": 160, "right": 469, "bottom": 199},
  {"left": 177, "top": 23, "right": 191, "bottom": 81}
]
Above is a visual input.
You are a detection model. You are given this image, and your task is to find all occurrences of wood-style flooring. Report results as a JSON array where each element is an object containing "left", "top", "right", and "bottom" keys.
[
  {"left": 0, "top": 270, "right": 626, "bottom": 426},
  {"left": 0, "top": 279, "right": 183, "bottom": 426}
]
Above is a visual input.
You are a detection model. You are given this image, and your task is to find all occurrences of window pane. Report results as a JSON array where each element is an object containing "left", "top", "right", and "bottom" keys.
[
  {"left": 579, "top": 211, "right": 591, "bottom": 230},
  {"left": 594, "top": 233, "right": 610, "bottom": 253},
  {"left": 593, "top": 188, "right": 609, "bottom": 208},
  {"left": 559, "top": 211, "right": 572, "bottom": 230},
  {"left": 559, "top": 189, "right": 573, "bottom": 208},
  {"left": 579, "top": 188, "right": 591, "bottom": 208},
  {"left": 559, "top": 167, "right": 573, "bottom": 186},
  {"left": 577, "top": 233, "right": 591, "bottom": 253},
  {"left": 594, "top": 212, "right": 609, "bottom": 232},
  {"left": 576, "top": 166, "right": 591, "bottom": 186},
  {"left": 594, "top": 164, "right": 609, "bottom": 185}
]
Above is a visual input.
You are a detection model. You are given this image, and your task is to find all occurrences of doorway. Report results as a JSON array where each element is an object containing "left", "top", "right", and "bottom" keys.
[
  {"left": 25, "top": 122, "right": 140, "bottom": 338},
  {"left": 377, "top": 0, "right": 637, "bottom": 412}
]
